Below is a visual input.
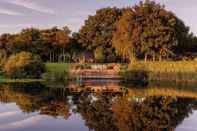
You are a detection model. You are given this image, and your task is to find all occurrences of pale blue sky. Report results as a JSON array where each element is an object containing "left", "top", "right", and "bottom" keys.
[{"left": 0, "top": 0, "right": 196, "bottom": 34}]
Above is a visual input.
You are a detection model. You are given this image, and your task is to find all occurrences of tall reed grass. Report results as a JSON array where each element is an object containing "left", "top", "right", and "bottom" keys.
[{"left": 124, "top": 61, "right": 197, "bottom": 82}]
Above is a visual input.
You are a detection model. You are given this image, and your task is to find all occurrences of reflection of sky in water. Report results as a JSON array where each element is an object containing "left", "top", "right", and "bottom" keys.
[
  {"left": 175, "top": 111, "right": 197, "bottom": 131},
  {"left": 0, "top": 103, "right": 89, "bottom": 131},
  {"left": 1, "top": 82, "right": 197, "bottom": 131},
  {"left": 0, "top": 103, "right": 197, "bottom": 131}
]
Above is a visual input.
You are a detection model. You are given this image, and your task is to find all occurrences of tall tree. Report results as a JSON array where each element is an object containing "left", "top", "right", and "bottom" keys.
[
  {"left": 112, "top": 1, "right": 190, "bottom": 62},
  {"left": 41, "top": 26, "right": 70, "bottom": 62},
  {"left": 78, "top": 7, "right": 122, "bottom": 62},
  {"left": 10, "top": 28, "right": 41, "bottom": 53}
]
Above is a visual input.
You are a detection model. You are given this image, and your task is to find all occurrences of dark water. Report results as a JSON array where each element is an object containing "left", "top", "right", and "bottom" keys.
[{"left": 0, "top": 81, "right": 197, "bottom": 131}]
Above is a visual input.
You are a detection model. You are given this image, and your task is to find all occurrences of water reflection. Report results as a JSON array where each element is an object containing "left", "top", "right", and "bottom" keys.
[{"left": 0, "top": 81, "right": 197, "bottom": 131}]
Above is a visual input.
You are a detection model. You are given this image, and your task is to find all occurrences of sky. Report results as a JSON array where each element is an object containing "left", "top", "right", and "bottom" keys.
[{"left": 0, "top": 0, "right": 196, "bottom": 34}]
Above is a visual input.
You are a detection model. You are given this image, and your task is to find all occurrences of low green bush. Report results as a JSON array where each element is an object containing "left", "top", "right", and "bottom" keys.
[
  {"left": 4, "top": 52, "right": 45, "bottom": 79},
  {"left": 0, "top": 49, "right": 7, "bottom": 70},
  {"left": 42, "top": 72, "right": 68, "bottom": 82}
]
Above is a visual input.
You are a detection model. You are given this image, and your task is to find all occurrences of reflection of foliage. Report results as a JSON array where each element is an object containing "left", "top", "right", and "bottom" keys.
[
  {"left": 75, "top": 92, "right": 119, "bottom": 131},
  {"left": 40, "top": 101, "right": 70, "bottom": 119},
  {"left": 74, "top": 92, "right": 195, "bottom": 131},
  {"left": 0, "top": 83, "right": 196, "bottom": 131},
  {"left": 0, "top": 84, "right": 37, "bottom": 112},
  {"left": 112, "top": 96, "right": 194, "bottom": 131},
  {"left": 0, "top": 83, "right": 71, "bottom": 119}
]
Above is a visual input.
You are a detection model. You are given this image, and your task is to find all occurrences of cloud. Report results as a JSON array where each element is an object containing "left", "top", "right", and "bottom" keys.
[
  {"left": 0, "top": 111, "right": 19, "bottom": 118},
  {"left": 0, "top": 8, "right": 23, "bottom": 16},
  {"left": 5, "top": 0, "right": 56, "bottom": 14},
  {"left": 0, "top": 24, "right": 33, "bottom": 28},
  {"left": 0, "top": 115, "right": 47, "bottom": 129},
  {"left": 74, "top": 10, "right": 93, "bottom": 16}
]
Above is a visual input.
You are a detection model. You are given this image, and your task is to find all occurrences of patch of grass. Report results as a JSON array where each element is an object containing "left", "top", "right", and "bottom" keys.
[
  {"left": 0, "top": 75, "right": 5, "bottom": 79},
  {"left": 45, "top": 63, "right": 70, "bottom": 73},
  {"left": 42, "top": 63, "right": 70, "bottom": 82}
]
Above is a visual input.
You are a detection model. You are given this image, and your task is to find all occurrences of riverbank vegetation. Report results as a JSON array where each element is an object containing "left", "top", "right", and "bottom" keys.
[
  {"left": 123, "top": 61, "right": 197, "bottom": 82},
  {"left": 0, "top": 0, "right": 197, "bottom": 81},
  {"left": 42, "top": 63, "right": 70, "bottom": 82}
]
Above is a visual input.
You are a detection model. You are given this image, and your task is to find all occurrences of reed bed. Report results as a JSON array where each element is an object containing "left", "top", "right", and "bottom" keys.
[
  {"left": 125, "top": 61, "right": 197, "bottom": 82},
  {"left": 126, "top": 87, "right": 197, "bottom": 98}
]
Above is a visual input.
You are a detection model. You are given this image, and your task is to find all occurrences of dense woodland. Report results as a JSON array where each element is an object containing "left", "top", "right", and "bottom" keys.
[{"left": 0, "top": 0, "right": 197, "bottom": 65}]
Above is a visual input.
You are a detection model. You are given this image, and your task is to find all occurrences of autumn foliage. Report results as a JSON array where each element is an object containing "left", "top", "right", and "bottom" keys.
[
  {"left": 112, "top": 1, "right": 190, "bottom": 62},
  {"left": 4, "top": 52, "right": 45, "bottom": 78},
  {"left": 0, "top": 0, "right": 196, "bottom": 65}
]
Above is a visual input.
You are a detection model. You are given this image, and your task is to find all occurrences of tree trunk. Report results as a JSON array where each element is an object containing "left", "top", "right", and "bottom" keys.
[
  {"left": 50, "top": 52, "right": 52, "bottom": 62},
  {"left": 153, "top": 54, "right": 155, "bottom": 61},
  {"left": 53, "top": 52, "right": 55, "bottom": 62},
  {"left": 159, "top": 55, "right": 162, "bottom": 61},
  {"left": 145, "top": 54, "right": 147, "bottom": 62},
  {"left": 63, "top": 48, "right": 65, "bottom": 62}
]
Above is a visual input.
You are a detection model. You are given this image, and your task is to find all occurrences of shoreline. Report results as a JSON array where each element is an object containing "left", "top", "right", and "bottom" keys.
[{"left": 0, "top": 78, "right": 45, "bottom": 83}]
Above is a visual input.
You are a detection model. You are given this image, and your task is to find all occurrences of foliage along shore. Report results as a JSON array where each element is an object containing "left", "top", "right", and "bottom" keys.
[
  {"left": 0, "top": 63, "right": 70, "bottom": 83},
  {"left": 123, "top": 61, "right": 197, "bottom": 82},
  {"left": 1, "top": 61, "right": 197, "bottom": 83},
  {"left": 1, "top": 1, "right": 197, "bottom": 81}
]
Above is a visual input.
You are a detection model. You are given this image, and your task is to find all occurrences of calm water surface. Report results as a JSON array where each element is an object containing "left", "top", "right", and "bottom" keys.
[{"left": 0, "top": 81, "right": 197, "bottom": 131}]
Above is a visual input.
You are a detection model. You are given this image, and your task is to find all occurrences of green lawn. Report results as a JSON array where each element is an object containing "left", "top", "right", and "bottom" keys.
[{"left": 45, "top": 63, "right": 70, "bottom": 73}]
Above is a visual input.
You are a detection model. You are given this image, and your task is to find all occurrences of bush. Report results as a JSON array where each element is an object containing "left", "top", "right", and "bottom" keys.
[
  {"left": 0, "top": 49, "right": 7, "bottom": 70},
  {"left": 42, "top": 72, "right": 68, "bottom": 82},
  {"left": 4, "top": 52, "right": 45, "bottom": 79},
  {"left": 94, "top": 47, "right": 105, "bottom": 63}
]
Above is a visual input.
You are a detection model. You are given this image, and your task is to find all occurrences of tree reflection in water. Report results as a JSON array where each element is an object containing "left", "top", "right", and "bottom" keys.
[
  {"left": 0, "top": 83, "right": 71, "bottom": 119},
  {"left": 0, "top": 82, "right": 196, "bottom": 131}
]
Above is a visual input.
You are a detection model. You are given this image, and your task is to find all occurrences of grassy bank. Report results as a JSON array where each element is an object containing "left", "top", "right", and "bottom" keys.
[
  {"left": 42, "top": 63, "right": 70, "bottom": 82},
  {"left": 45, "top": 63, "right": 70, "bottom": 73},
  {"left": 124, "top": 61, "right": 197, "bottom": 82},
  {"left": 2, "top": 61, "right": 197, "bottom": 83}
]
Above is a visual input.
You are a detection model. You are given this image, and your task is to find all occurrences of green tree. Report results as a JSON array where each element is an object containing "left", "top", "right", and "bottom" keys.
[
  {"left": 9, "top": 28, "right": 41, "bottom": 54},
  {"left": 0, "top": 33, "right": 13, "bottom": 55},
  {"left": 112, "top": 1, "right": 190, "bottom": 62},
  {"left": 0, "top": 27, "right": 71, "bottom": 62},
  {"left": 4, "top": 51, "right": 45, "bottom": 78},
  {"left": 41, "top": 26, "right": 70, "bottom": 62},
  {"left": 68, "top": 32, "right": 84, "bottom": 62},
  {"left": 78, "top": 7, "right": 122, "bottom": 62},
  {"left": 94, "top": 46, "right": 105, "bottom": 62},
  {"left": 0, "top": 49, "right": 7, "bottom": 69}
]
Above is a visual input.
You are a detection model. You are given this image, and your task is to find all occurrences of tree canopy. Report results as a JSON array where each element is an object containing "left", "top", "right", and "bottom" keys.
[
  {"left": 0, "top": 1, "right": 196, "bottom": 64},
  {"left": 112, "top": 1, "right": 191, "bottom": 62},
  {"left": 78, "top": 7, "right": 122, "bottom": 62}
]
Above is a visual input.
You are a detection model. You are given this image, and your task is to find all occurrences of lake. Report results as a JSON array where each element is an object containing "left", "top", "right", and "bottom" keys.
[{"left": 0, "top": 80, "right": 197, "bottom": 131}]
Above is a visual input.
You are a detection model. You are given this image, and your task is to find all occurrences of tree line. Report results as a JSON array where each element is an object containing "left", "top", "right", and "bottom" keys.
[{"left": 1, "top": 0, "right": 197, "bottom": 64}]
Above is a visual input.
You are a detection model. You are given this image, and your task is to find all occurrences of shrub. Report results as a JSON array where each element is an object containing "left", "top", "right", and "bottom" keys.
[
  {"left": 94, "top": 47, "right": 105, "bottom": 63},
  {"left": 42, "top": 71, "right": 68, "bottom": 82},
  {"left": 0, "top": 49, "right": 7, "bottom": 70},
  {"left": 4, "top": 52, "right": 45, "bottom": 79}
]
